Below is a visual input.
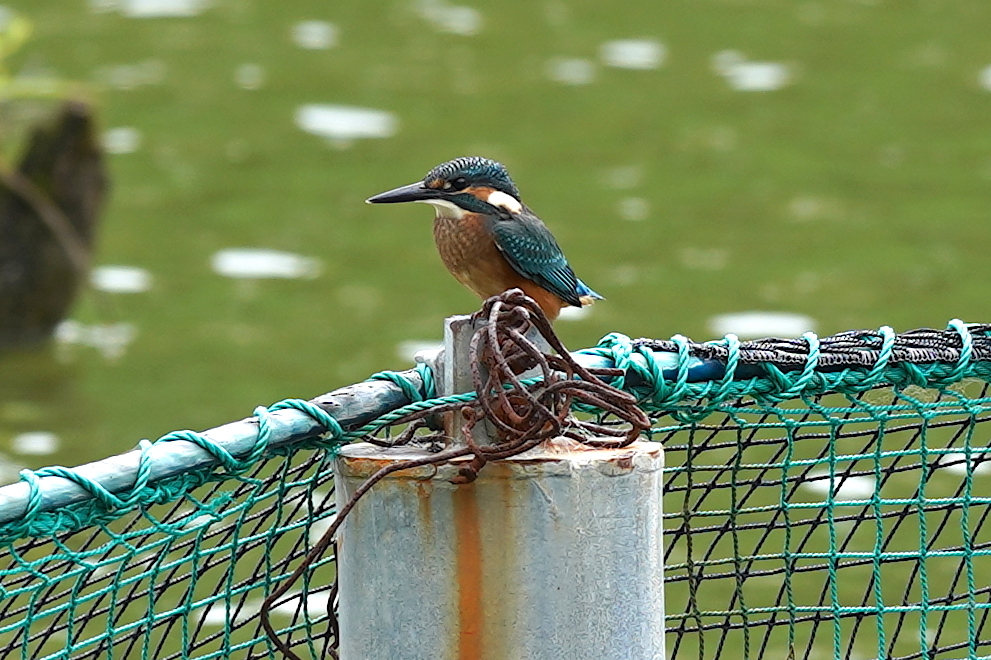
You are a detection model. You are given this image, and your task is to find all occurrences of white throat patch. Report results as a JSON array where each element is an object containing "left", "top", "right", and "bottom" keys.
[
  {"left": 416, "top": 198, "right": 466, "bottom": 219},
  {"left": 486, "top": 190, "right": 523, "bottom": 214}
]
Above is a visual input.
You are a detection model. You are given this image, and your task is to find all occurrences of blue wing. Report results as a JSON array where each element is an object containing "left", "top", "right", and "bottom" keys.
[{"left": 488, "top": 208, "right": 587, "bottom": 307}]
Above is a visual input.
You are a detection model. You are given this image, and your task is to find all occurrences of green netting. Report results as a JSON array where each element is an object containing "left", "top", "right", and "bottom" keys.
[{"left": 1, "top": 323, "right": 991, "bottom": 659}]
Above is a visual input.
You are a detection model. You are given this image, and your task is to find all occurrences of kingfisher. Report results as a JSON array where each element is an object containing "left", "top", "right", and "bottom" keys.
[{"left": 366, "top": 157, "right": 602, "bottom": 321}]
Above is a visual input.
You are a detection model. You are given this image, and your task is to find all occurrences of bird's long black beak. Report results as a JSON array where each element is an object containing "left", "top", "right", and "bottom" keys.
[{"left": 365, "top": 182, "right": 442, "bottom": 204}]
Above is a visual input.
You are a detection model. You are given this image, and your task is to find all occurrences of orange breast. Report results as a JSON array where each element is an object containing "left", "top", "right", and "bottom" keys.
[{"left": 433, "top": 213, "right": 567, "bottom": 320}]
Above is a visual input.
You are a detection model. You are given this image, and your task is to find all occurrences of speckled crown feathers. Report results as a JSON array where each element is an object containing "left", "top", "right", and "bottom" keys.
[{"left": 423, "top": 156, "right": 520, "bottom": 199}]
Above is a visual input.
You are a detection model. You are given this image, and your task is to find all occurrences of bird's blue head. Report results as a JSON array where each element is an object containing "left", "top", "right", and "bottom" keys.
[
  {"left": 366, "top": 157, "right": 523, "bottom": 217},
  {"left": 422, "top": 157, "right": 519, "bottom": 199}
]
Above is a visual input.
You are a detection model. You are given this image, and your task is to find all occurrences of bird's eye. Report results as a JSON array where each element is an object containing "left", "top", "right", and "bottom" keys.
[{"left": 451, "top": 177, "right": 468, "bottom": 190}]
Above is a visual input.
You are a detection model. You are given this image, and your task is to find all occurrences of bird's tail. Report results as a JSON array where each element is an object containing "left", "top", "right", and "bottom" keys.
[{"left": 576, "top": 279, "right": 603, "bottom": 306}]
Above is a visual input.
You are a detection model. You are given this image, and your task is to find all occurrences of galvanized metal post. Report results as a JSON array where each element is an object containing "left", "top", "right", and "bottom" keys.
[{"left": 335, "top": 315, "right": 665, "bottom": 660}]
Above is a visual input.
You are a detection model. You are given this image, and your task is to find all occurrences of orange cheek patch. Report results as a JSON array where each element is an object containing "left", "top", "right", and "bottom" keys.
[
  {"left": 464, "top": 185, "right": 495, "bottom": 200},
  {"left": 425, "top": 178, "right": 445, "bottom": 189}
]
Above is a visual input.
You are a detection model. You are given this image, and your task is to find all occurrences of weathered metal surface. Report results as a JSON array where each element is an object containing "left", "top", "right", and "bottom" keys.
[
  {"left": 441, "top": 315, "right": 479, "bottom": 399},
  {"left": 0, "top": 370, "right": 423, "bottom": 526},
  {"left": 335, "top": 440, "right": 666, "bottom": 660},
  {"left": 441, "top": 315, "right": 483, "bottom": 444}
]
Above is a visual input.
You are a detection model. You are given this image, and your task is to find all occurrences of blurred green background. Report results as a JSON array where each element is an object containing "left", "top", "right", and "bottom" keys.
[{"left": 0, "top": 0, "right": 989, "bottom": 471}]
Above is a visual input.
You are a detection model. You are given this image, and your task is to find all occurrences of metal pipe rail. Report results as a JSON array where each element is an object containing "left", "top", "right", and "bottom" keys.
[{"left": 0, "top": 346, "right": 727, "bottom": 527}]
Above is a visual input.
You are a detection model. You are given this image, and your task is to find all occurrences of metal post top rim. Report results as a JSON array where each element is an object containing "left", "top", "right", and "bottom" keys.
[{"left": 335, "top": 440, "right": 664, "bottom": 481}]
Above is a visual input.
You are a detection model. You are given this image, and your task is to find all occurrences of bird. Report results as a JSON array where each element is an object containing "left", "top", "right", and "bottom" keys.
[{"left": 366, "top": 156, "right": 602, "bottom": 321}]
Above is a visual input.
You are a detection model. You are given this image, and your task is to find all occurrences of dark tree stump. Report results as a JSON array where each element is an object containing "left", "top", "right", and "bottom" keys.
[{"left": 0, "top": 100, "right": 107, "bottom": 347}]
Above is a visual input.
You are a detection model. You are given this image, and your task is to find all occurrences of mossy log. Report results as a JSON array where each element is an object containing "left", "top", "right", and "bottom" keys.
[{"left": 0, "top": 101, "right": 106, "bottom": 347}]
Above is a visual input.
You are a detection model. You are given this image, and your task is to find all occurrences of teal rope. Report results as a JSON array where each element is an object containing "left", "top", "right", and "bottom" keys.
[
  {"left": 368, "top": 363, "right": 435, "bottom": 401},
  {"left": 666, "top": 334, "right": 693, "bottom": 408},
  {"left": 947, "top": 319, "right": 973, "bottom": 383},
  {"left": 710, "top": 333, "right": 740, "bottom": 407},
  {"left": 962, "top": 412, "right": 979, "bottom": 656},
  {"left": 917, "top": 417, "right": 932, "bottom": 653},
  {"left": 580, "top": 327, "right": 991, "bottom": 412},
  {"left": 3, "top": 366, "right": 440, "bottom": 539},
  {"left": 8, "top": 397, "right": 351, "bottom": 540},
  {"left": 862, "top": 325, "right": 895, "bottom": 387},
  {"left": 7, "top": 321, "right": 991, "bottom": 540},
  {"left": 827, "top": 420, "right": 842, "bottom": 659},
  {"left": 871, "top": 417, "right": 887, "bottom": 657}
]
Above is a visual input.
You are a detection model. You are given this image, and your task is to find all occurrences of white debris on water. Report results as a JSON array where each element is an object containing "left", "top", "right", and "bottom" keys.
[
  {"left": 0, "top": 6, "right": 18, "bottom": 28},
  {"left": 310, "top": 489, "right": 333, "bottom": 508},
  {"left": 0, "top": 453, "right": 22, "bottom": 486},
  {"left": 119, "top": 0, "right": 211, "bottom": 18},
  {"left": 600, "top": 39, "right": 665, "bottom": 70},
  {"left": 417, "top": 1, "right": 482, "bottom": 36},
  {"left": 937, "top": 453, "right": 991, "bottom": 476},
  {"left": 712, "top": 50, "right": 791, "bottom": 91},
  {"left": 199, "top": 601, "right": 258, "bottom": 626},
  {"left": 292, "top": 20, "right": 338, "bottom": 49},
  {"left": 608, "top": 264, "right": 639, "bottom": 287},
  {"left": 11, "top": 432, "right": 60, "bottom": 456},
  {"left": 708, "top": 311, "right": 815, "bottom": 339},
  {"left": 55, "top": 321, "right": 138, "bottom": 360},
  {"left": 601, "top": 165, "right": 644, "bottom": 190},
  {"left": 295, "top": 105, "right": 398, "bottom": 145},
  {"left": 102, "top": 127, "right": 143, "bottom": 155},
  {"left": 546, "top": 58, "right": 595, "bottom": 85},
  {"left": 802, "top": 473, "right": 876, "bottom": 500},
  {"left": 308, "top": 516, "right": 335, "bottom": 545},
  {"left": 680, "top": 247, "right": 728, "bottom": 271},
  {"left": 95, "top": 59, "right": 167, "bottom": 89},
  {"left": 91, "top": 265, "right": 152, "bottom": 293},
  {"left": 211, "top": 248, "right": 321, "bottom": 280},
  {"left": 269, "top": 591, "right": 331, "bottom": 617},
  {"left": 618, "top": 197, "right": 649, "bottom": 221},
  {"left": 234, "top": 64, "right": 265, "bottom": 90}
]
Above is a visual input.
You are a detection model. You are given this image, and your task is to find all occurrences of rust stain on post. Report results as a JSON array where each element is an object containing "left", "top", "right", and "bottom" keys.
[
  {"left": 489, "top": 466, "right": 517, "bottom": 660},
  {"left": 335, "top": 441, "right": 666, "bottom": 659},
  {"left": 453, "top": 483, "right": 484, "bottom": 660},
  {"left": 416, "top": 482, "right": 433, "bottom": 542}
]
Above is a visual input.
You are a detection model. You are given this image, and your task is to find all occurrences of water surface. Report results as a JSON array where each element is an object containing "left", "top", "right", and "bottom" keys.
[{"left": 0, "top": 0, "right": 988, "bottom": 501}]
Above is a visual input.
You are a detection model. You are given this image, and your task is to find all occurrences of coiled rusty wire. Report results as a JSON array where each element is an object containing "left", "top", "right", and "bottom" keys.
[
  {"left": 261, "top": 289, "right": 651, "bottom": 660},
  {"left": 453, "top": 288, "right": 651, "bottom": 482}
]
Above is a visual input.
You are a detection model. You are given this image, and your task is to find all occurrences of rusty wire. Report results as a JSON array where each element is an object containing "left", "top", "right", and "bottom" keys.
[
  {"left": 453, "top": 289, "right": 651, "bottom": 482},
  {"left": 261, "top": 289, "right": 651, "bottom": 659}
]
